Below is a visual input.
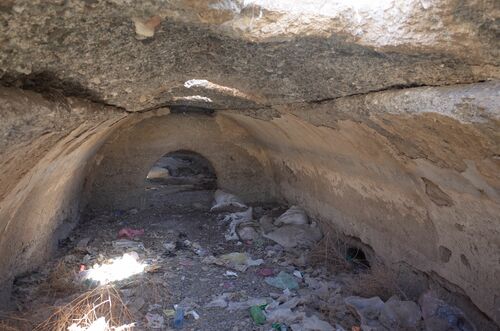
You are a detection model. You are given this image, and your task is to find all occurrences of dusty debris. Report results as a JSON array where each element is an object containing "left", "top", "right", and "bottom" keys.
[
  {"left": 228, "top": 297, "right": 270, "bottom": 311},
  {"left": 205, "top": 294, "right": 229, "bottom": 308},
  {"left": 345, "top": 295, "right": 424, "bottom": 331},
  {"left": 267, "top": 307, "right": 305, "bottom": 324},
  {"left": 211, "top": 189, "right": 247, "bottom": 212},
  {"left": 203, "top": 252, "right": 263, "bottom": 272},
  {"left": 265, "top": 271, "right": 299, "bottom": 290},
  {"left": 419, "top": 290, "right": 475, "bottom": 331},
  {"left": 112, "top": 239, "right": 145, "bottom": 250},
  {"left": 291, "top": 315, "right": 334, "bottom": 331},
  {"left": 275, "top": 206, "right": 309, "bottom": 226},
  {"left": 237, "top": 225, "right": 259, "bottom": 241},
  {"left": 145, "top": 311, "right": 165, "bottom": 328},
  {"left": 2, "top": 186, "right": 479, "bottom": 331},
  {"left": 264, "top": 223, "right": 323, "bottom": 249},
  {"left": 221, "top": 208, "right": 253, "bottom": 241},
  {"left": 259, "top": 214, "right": 275, "bottom": 233}
]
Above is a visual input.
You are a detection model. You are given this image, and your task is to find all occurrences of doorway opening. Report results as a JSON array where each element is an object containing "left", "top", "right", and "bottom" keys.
[{"left": 146, "top": 150, "right": 217, "bottom": 191}]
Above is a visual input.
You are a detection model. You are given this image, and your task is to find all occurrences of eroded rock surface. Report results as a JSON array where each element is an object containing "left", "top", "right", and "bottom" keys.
[
  {"left": 0, "top": 0, "right": 498, "bottom": 112},
  {"left": 0, "top": 0, "right": 499, "bottom": 328}
]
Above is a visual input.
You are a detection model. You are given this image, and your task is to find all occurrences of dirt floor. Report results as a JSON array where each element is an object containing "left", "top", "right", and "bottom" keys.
[{"left": 0, "top": 182, "right": 478, "bottom": 331}]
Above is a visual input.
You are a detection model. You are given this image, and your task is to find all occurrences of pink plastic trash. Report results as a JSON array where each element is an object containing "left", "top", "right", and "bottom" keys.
[
  {"left": 256, "top": 268, "right": 274, "bottom": 277},
  {"left": 118, "top": 227, "right": 144, "bottom": 239}
]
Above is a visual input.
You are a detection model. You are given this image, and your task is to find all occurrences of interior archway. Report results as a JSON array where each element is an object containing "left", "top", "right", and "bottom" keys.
[
  {"left": 146, "top": 150, "right": 217, "bottom": 190},
  {"left": 0, "top": 1, "right": 499, "bottom": 329}
]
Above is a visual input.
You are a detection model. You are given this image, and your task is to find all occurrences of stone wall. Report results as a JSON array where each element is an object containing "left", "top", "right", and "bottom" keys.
[
  {"left": 0, "top": 87, "right": 125, "bottom": 303},
  {"left": 84, "top": 111, "right": 275, "bottom": 212}
]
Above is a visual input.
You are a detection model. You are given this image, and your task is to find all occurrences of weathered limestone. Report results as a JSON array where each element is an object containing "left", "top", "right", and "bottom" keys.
[
  {"left": 0, "top": 87, "right": 125, "bottom": 302},
  {"left": 1, "top": 0, "right": 498, "bottom": 112},
  {"left": 84, "top": 112, "right": 275, "bottom": 211},
  {"left": 0, "top": 0, "right": 498, "bottom": 327}
]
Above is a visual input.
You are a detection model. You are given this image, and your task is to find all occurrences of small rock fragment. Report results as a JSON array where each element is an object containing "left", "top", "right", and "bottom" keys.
[
  {"left": 274, "top": 206, "right": 309, "bottom": 226},
  {"left": 237, "top": 225, "right": 259, "bottom": 241},
  {"left": 133, "top": 15, "right": 162, "bottom": 40}
]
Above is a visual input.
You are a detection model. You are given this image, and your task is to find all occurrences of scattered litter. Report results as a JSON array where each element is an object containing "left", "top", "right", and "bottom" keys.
[
  {"left": 164, "top": 241, "right": 176, "bottom": 252},
  {"left": 228, "top": 297, "right": 269, "bottom": 311},
  {"left": 259, "top": 215, "right": 275, "bottom": 233},
  {"left": 173, "top": 307, "right": 184, "bottom": 329},
  {"left": 145, "top": 312, "right": 165, "bottom": 329},
  {"left": 384, "top": 296, "right": 422, "bottom": 329},
  {"left": 204, "top": 252, "right": 263, "bottom": 272},
  {"left": 187, "top": 310, "right": 200, "bottom": 320},
  {"left": 237, "top": 225, "right": 259, "bottom": 241},
  {"left": 291, "top": 315, "right": 334, "bottom": 331},
  {"left": 222, "top": 208, "right": 253, "bottom": 241},
  {"left": 221, "top": 252, "right": 263, "bottom": 271},
  {"left": 267, "top": 307, "right": 305, "bottom": 323},
  {"left": 118, "top": 227, "right": 144, "bottom": 239},
  {"left": 163, "top": 309, "right": 175, "bottom": 317},
  {"left": 419, "top": 290, "right": 475, "bottom": 331},
  {"left": 279, "top": 297, "right": 302, "bottom": 310},
  {"left": 14, "top": 192, "right": 474, "bottom": 331},
  {"left": 191, "top": 242, "right": 208, "bottom": 256},
  {"left": 211, "top": 189, "right": 247, "bottom": 212},
  {"left": 250, "top": 304, "right": 267, "bottom": 325},
  {"left": 265, "top": 271, "right": 299, "bottom": 290},
  {"left": 257, "top": 268, "right": 275, "bottom": 277},
  {"left": 206, "top": 294, "right": 229, "bottom": 308},
  {"left": 345, "top": 295, "right": 424, "bottom": 331},
  {"left": 275, "top": 206, "right": 308, "bottom": 226},
  {"left": 264, "top": 224, "right": 322, "bottom": 249}
]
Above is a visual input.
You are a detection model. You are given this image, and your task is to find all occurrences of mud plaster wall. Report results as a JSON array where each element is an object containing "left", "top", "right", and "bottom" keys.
[
  {"left": 0, "top": 87, "right": 125, "bottom": 303},
  {"left": 84, "top": 112, "right": 275, "bottom": 212},
  {"left": 223, "top": 82, "right": 500, "bottom": 324}
]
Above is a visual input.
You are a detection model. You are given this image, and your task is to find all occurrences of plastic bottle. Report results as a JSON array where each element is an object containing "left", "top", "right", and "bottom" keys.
[
  {"left": 249, "top": 305, "right": 266, "bottom": 325},
  {"left": 173, "top": 307, "right": 184, "bottom": 329}
]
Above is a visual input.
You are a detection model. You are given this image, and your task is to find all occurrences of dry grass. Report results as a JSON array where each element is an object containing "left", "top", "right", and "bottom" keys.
[
  {"left": 310, "top": 229, "right": 408, "bottom": 301},
  {"left": 34, "top": 285, "right": 133, "bottom": 331},
  {"left": 309, "top": 231, "right": 352, "bottom": 273},
  {"left": 0, "top": 314, "right": 33, "bottom": 331},
  {"left": 38, "top": 260, "right": 81, "bottom": 298},
  {"left": 347, "top": 261, "right": 409, "bottom": 301}
]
